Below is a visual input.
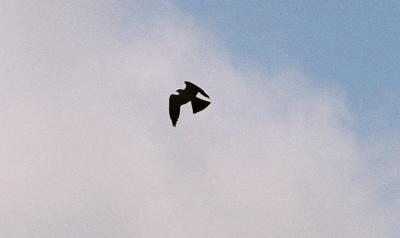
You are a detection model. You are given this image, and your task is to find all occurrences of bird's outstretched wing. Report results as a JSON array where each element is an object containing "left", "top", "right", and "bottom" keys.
[
  {"left": 169, "top": 94, "right": 185, "bottom": 127},
  {"left": 191, "top": 97, "right": 211, "bottom": 114},
  {"left": 184, "top": 81, "right": 210, "bottom": 98}
]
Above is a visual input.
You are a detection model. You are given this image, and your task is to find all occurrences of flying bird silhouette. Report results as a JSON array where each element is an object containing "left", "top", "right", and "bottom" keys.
[{"left": 169, "top": 81, "right": 211, "bottom": 127}]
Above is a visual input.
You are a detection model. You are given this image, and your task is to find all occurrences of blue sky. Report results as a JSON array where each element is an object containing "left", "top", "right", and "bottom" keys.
[{"left": 175, "top": 0, "right": 400, "bottom": 138}]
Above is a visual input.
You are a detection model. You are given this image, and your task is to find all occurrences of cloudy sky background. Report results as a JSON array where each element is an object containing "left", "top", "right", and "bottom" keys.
[{"left": 1, "top": 0, "right": 399, "bottom": 237}]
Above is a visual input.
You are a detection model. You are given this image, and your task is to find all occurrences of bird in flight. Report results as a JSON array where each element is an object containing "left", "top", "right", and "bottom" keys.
[{"left": 169, "top": 81, "right": 211, "bottom": 127}]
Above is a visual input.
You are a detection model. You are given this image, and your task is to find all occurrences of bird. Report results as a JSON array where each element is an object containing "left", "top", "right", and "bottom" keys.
[{"left": 169, "top": 81, "right": 211, "bottom": 127}]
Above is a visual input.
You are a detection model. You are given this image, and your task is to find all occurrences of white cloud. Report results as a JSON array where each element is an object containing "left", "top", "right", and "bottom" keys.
[{"left": 0, "top": 0, "right": 397, "bottom": 237}]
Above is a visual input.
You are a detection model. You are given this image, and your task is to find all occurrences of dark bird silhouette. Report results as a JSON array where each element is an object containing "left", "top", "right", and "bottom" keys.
[{"left": 169, "top": 81, "right": 211, "bottom": 127}]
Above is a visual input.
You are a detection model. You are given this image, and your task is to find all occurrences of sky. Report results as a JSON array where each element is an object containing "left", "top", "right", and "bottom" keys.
[
  {"left": 0, "top": 0, "right": 399, "bottom": 237},
  {"left": 175, "top": 0, "right": 400, "bottom": 138}
]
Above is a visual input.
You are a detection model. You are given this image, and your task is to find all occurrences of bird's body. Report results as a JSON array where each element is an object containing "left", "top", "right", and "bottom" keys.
[
  {"left": 169, "top": 81, "right": 211, "bottom": 127},
  {"left": 175, "top": 90, "right": 192, "bottom": 103}
]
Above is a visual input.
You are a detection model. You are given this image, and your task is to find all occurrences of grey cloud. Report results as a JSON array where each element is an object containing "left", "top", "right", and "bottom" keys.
[{"left": 0, "top": 1, "right": 397, "bottom": 237}]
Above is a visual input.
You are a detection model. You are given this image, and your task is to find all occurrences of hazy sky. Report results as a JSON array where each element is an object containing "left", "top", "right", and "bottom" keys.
[{"left": 1, "top": 1, "right": 399, "bottom": 237}]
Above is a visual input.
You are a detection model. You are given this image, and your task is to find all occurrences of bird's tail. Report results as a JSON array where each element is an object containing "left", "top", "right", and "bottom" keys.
[{"left": 191, "top": 97, "right": 210, "bottom": 114}]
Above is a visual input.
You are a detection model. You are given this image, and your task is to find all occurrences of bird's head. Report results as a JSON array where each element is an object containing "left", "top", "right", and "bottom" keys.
[{"left": 176, "top": 89, "right": 183, "bottom": 94}]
